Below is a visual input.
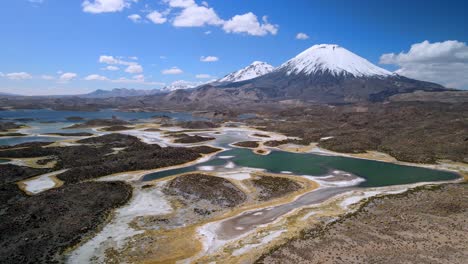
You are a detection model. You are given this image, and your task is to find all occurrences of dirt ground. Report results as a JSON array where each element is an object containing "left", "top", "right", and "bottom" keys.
[{"left": 258, "top": 183, "right": 467, "bottom": 264}]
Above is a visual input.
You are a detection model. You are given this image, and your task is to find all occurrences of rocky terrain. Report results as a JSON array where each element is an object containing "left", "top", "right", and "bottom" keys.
[
  {"left": 252, "top": 101, "right": 468, "bottom": 163},
  {"left": 233, "top": 141, "right": 260, "bottom": 148},
  {"left": 164, "top": 173, "right": 246, "bottom": 208},
  {"left": 0, "top": 132, "right": 26, "bottom": 137},
  {"left": 172, "top": 133, "right": 215, "bottom": 144},
  {"left": 0, "top": 134, "right": 220, "bottom": 184},
  {"left": 0, "top": 121, "right": 23, "bottom": 132},
  {"left": 0, "top": 181, "right": 132, "bottom": 264},
  {"left": 177, "top": 120, "right": 220, "bottom": 129},
  {"left": 258, "top": 183, "right": 467, "bottom": 264},
  {"left": 251, "top": 175, "right": 302, "bottom": 201},
  {"left": 100, "top": 125, "right": 134, "bottom": 131}
]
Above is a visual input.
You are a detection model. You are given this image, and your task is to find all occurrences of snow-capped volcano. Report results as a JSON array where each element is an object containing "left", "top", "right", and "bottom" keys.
[
  {"left": 278, "top": 44, "right": 392, "bottom": 77},
  {"left": 161, "top": 44, "right": 446, "bottom": 105},
  {"left": 218, "top": 61, "right": 274, "bottom": 83}
]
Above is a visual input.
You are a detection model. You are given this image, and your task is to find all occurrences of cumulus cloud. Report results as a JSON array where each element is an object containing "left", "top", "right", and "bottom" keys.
[
  {"left": 4, "top": 72, "right": 32, "bottom": 80},
  {"left": 172, "top": 3, "right": 223, "bottom": 27},
  {"left": 147, "top": 11, "right": 167, "bottom": 24},
  {"left": 58, "top": 72, "right": 77, "bottom": 83},
  {"left": 223, "top": 13, "right": 278, "bottom": 36},
  {"left": 125, "top": 64, "right": 143, "bottom": 74},
  {"left": 195, "top": 74, "right": 213, "bottom": 79},
  {"left": 82, "top": 0, "right": 133, "bottom": 14},
  {"left": 200, "top": 56, "right": 218, "bottom": 62},
  {"left": 380, "top": 40, "right": 468, "bottom": 89},
  {"left": 99, "top": 55, "right": 143, "bottom": 73},
  {"left": 296, "top": 32, "right": 309, "bottom": 40},
  {"left": 128, "top": 14, "right": 142, "bottom": 23},
  {"left": 162, "top": 67, "right": 183, "bottom": 75},
  {"left": 84, "top": 74, "right": 109, "bottom": 81},
  {"left": 99, "top": 55, "right": 123, "bottom": 65},
  {"left": 161, "top": 0, "right": 278, "bottom": 36}
]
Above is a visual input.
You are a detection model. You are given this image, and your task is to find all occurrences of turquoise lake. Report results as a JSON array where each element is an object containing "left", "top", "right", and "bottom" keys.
[{"left": 142, "top": 148, "right": 459, "bottom": 188}]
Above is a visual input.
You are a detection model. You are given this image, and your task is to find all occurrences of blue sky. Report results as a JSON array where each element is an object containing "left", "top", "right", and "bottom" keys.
[{"left": 0, "top": 0, "right": 467, "bottom": 95}]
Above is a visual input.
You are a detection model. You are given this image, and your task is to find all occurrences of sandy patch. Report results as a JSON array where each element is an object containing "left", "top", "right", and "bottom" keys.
[{"left": 17, "top": 169, "right": 66, "bottom": 195}]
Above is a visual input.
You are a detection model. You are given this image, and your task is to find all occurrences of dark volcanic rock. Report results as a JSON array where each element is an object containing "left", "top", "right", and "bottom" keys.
[
  {"left": 100, "top": 125, "right": 134, "bottom": 131},
  {"left": 66, "top": 116, "right": 85, "bottom": 121},
  {"left": 172, "top": 133, "right": 215, "bottom": 144},
  {"left": 0, "top": 132, "right": 27, "bottom": 137},
  {"left": 76, "top": 133, "right": 143, "bottom": 148},
  {"left": 251, "top": 175, "right": 302, "bottom": 201},
  {"left": 164, "top": 173, "right": 246, "bottom": 207},
  {"left": 0, "top": 181, "right": 132, "bottom": 264},
  {"left": 0, "top": 121, "right": 22, "bottom": 132},
  {"left": 177, "top": 120, "right": 220, "bottom": 129},
  {"left": 233, "top": 141, "right": 260, "bottom": 148},
  {"left": 0, "top": 164, "right": 52, "bottom": 185}
]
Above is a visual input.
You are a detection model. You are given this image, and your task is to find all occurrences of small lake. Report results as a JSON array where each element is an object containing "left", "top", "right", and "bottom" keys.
[
  {"left": 0, "top": 109, "right": 203, "bottom": 146},
  {"left": 0, "top": 109, "right": 200, "bottom": 123},
  {"left": 142, "top": 148, "right": 459, "bottom": 188}
]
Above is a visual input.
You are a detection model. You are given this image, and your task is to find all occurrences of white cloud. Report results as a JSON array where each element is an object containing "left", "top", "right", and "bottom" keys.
[
  {"left": 99, "top": 55, "right": 137, "bottom": 67},
  {"left": 160, "top": 55, "right": 167, "bottom": 59},
  {"left": 172, "top": 2, "right": 223, "bottom": 27},
  {"left": 200, "top": 56, "right": 218, "bottom": 62},
  {"left": 125, "top": 64, "right": 143, "bottom": 74},
  {"left": 4, "top": 72, "right": 32, "bottom": 80},
  {"left": 166, "top": 0, "right": 195, "bottom": 8},
  {"left": 195, "top": 74, "right": 213, "bottom": 79},
  {"left": 99, "top": 55, "right": 122, "bottom": 65},
  {"left": 147, "top": 11, "right": 167, "bottom": 24},
  {"left": 380, "top": 40, "right": 468, "bottom": 89},
  {"left": 41, "top": 75, "right": 55, "bottom": 80},
  {"left": 129, "top": 56, "right": 138, "bottom": 60},
  {"left": 296, "top": 32, "right": 309, "bottom": 40},
  {"left": 128, "top": 14, "right": 142, "bottom": 23},
  {"left": 155, "top": 1, "right": 279, "bottom": 37},
  {"left": 223, "top": 13, "right": 278, "bottom": 36},
  {"left": 162, "top": 67, "right": 183, "bottom": 75},
  {"left": 204, "top": 30, "right": 211, "bottom": 35},
  {"left": 28, "top": 0, "right": 44, "bottom": 4},
  {"left": 84, "top": 74, "right": 109, "bottom": 81},
  {"left": 58, "top": 72, "right": 77, "bottom": 83},
  {"left": 82, "top": 0, "right": 133, "bottom": 14},
  {"left": 103, "top": 65, "right": 120, "bottom": 71},
  {"left": 128, "top": 65, "right": 143, "bottom": 74}
]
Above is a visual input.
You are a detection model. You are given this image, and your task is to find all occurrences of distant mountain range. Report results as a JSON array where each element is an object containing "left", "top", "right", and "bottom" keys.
[
  {"left": 79, "top": 81, "right": 201, "bottom": 98},
  {"left": 0, "top": 44, "right": 450, "bottom": 105}
]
